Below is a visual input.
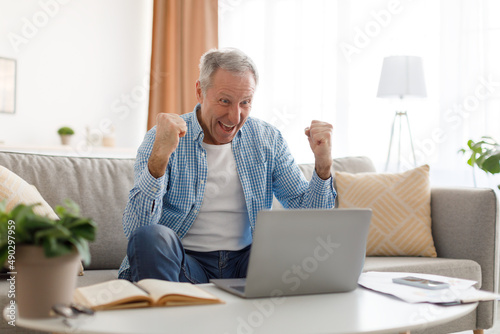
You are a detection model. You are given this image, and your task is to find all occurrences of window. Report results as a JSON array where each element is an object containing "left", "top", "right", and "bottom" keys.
[{"left": 219, "top": 0, "right": 500, "bottom": 189}]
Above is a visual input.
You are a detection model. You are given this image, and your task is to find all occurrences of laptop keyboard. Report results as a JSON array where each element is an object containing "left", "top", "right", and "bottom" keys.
[{"left": 230, "top": 285, "right": 246, "bottom": 293}]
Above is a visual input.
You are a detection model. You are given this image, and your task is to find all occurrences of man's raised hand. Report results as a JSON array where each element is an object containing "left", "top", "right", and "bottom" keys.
[
  {"left": 304, "top": 120, "right": 333, "bottom": 180},
  {"left": 148, "top": 113, "right": 187, "bottom": 178}
]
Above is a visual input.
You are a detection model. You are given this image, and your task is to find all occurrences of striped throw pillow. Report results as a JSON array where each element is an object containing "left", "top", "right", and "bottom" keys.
[{"left": 335, "top": 165, "right": 437, "bottom": 257}]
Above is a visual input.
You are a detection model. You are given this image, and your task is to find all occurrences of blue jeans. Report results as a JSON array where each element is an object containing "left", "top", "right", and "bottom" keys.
[{"left": 127, "top": 225, "right": 251, "bottom": 283}]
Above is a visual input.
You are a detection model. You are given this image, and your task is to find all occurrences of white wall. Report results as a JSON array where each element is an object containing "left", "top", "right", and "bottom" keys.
[{"left": 0, "top": 0, "right": 153, "bottom": 151}]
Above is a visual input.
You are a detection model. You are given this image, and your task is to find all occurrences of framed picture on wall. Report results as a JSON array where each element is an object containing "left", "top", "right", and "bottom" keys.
[{"left": 0, "top": 57, "right": 16, "bottom": 114}]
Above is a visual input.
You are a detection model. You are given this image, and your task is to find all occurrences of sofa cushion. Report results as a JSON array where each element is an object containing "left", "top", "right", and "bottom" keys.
[
  {"left": 297, "top": 155, "right": 377, "bottom": 181},
  {"left": 332, "top": 156, "right": 377, "bottom": 174},
  {"left": 0, "top": 152, "right": 134, "bottom": 270},
  {"left": 363, "top": 257, "right": 482, "bottom": 288},
  {"left": 335, "top": 165, "right": 437, "bottom": 257}
]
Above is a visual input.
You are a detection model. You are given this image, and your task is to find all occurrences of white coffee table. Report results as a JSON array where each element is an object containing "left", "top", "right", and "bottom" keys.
[{"left": 5, "top": 285, "right": 477, "bottom": 334}]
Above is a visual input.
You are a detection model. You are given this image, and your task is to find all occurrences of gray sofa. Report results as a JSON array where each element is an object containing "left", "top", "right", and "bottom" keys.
[{"left": 0, "top": 151, "right": 498, "bottom": 334}]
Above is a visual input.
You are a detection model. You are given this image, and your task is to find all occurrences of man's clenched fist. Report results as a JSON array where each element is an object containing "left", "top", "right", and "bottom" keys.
[
  {"left": 148, "top": 113, "right": 187, "bottom": 178},
  {"left": 305, "top": 120, "right": 333, "bottom": 180}
]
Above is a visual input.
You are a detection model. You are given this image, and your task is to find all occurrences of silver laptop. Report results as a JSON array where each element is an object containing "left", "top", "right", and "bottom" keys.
[{"left": 210, "top": 208, "right": 371, "bottom": 298}]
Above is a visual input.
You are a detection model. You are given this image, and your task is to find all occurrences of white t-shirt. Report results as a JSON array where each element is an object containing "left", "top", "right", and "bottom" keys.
[{"left": 182, "top": 142, "right": 252, "bottom": 252}]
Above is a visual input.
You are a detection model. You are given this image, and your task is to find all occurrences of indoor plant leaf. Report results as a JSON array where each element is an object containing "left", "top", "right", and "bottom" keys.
[
  {"left": 67, "top": 223, "right": 97, "bottom": 242},
  {"left": 0, "top": 199, "right": 96, "bottom": 266},
  {"left": 460, "top": 137, "right": 500, "bottom": 189},
  {"left": 42, "top": 236, "right": 73, "bottom": 258},
  {"left": 61, "top": 198, "right": 81, "bottom": 216},
  {"left": 34, "top": 225, "right": 72, "bottom": 246},
  {"left": 69, "top": 236, "right": 91, "bottom": 266},
  {"left": 482, "top": 153, "right": 500, "bottom": 174}
]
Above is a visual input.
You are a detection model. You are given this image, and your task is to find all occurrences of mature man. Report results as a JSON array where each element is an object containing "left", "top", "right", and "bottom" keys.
[{"left": 118, "top": 48, "right": 336, "bottom": 283}]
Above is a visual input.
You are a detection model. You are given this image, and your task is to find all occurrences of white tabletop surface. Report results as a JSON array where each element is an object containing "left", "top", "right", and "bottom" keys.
[{"left": 5, "top": 285, "right": 477, "bottom": 334}]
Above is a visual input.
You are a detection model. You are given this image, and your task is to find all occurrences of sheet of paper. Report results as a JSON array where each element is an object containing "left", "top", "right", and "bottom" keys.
[{"left": 358, "top": 271, "right": 500, "bottom": 304}]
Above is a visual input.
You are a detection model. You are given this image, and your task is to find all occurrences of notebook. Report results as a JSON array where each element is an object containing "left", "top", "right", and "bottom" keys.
[{"left": 210, "top": 208, "right": 371, "bottom": 298}]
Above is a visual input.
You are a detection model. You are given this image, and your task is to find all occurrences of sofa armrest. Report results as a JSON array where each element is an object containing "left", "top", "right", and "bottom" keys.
[{"left": 431, "top": 187, "right": 499, "bottom": 293}]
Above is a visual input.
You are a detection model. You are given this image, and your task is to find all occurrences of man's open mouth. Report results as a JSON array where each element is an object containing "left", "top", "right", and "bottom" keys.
[{"left": 219, "top": 121, "right": 236, "bottom": 133}]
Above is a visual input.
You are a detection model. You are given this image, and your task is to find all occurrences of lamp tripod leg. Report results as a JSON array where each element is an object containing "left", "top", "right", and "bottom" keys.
[
  {"left": 404, "top": 112, "right": 417, "bottom": 167},
  {"left": 385, "top": 111, "right": 398, "bottom": 172},
  {"left": 397, "top": 112, "right": 402, "bottom": 171}
]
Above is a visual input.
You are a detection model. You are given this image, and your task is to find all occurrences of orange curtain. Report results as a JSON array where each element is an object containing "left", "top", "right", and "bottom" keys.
[{"left": 147, "top": 0, "right": 218, "bottom": 130}]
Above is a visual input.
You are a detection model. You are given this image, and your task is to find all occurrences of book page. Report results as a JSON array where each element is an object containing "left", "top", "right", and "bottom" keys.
[
  {"left": 75, "top": 279, "right": 152, "bottom": 309},
  {"left": 138, "top": 279, "right": 221, "bottom": 304}
]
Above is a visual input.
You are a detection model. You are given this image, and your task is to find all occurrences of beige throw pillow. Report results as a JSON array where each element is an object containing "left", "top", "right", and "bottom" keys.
[
  {"left": 0, "top": 166, "right": 85, "bottom": 275},
  {"left": 335, "top": 165, "right": 437, "bottom": 257},
  {"left": 0, "top": 166, "right": 59, "bottom": 220}
]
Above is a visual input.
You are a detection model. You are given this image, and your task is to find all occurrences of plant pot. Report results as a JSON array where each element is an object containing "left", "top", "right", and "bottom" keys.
[
  {"left": 15, "top": 245, "right": 80, "bottom": 318},
  {"left": 60, "top": 134, "right": 72, "bottom": 145}
]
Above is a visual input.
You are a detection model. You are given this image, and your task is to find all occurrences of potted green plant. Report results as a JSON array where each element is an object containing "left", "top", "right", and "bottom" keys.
[
  {"left": 57, "top": 126, "right": 75, "bottom": 145},
  {"left": 458, "top": 136, "right": 500, "bottom": 190},
  {"left": 0, "top": 199, "right": 96, "bottom": 318}
]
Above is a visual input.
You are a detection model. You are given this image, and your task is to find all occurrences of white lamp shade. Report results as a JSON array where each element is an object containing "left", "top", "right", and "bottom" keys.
[{"left": 377, "top": 56, "right": 427, "bottom": 98}]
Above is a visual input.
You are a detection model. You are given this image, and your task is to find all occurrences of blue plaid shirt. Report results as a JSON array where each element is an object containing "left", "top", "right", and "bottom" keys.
[{"left": 118, "top": 104, "right": 336, "bottom": 279}]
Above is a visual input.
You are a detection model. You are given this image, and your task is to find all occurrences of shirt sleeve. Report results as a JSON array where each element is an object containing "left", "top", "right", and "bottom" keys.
[
  {"left": 122, "top": 128, "right": 169, "bottom": 239},
  {"left": 308, "top": 168, "right": 336, "bottom": 208}
]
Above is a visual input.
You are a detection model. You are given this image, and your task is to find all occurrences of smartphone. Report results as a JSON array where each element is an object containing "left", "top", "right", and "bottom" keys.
[{"left": 392, "top": 276, "right": 450, "bottom": 290}]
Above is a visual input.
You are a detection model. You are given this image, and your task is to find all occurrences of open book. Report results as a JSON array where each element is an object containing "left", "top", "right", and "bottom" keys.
[{"left": 74, "top": 279, "right": 224, "bottom": 310}]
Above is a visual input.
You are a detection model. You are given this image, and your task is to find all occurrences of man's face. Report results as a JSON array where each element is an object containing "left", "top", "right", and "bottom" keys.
[{"left": 196, "top": 69, "right": 256, "bottom": 145}]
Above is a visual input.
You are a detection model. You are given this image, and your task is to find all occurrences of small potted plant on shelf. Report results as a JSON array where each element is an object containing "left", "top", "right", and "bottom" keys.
[
  {"left": 459, "top": 136, "right": 500, "bottom": 190},
  {"left": 0, "top": 199, "right": 97, "bottom": 318},
  {"left": 57, "top": 126, "right": 75, "bottom": 145}
]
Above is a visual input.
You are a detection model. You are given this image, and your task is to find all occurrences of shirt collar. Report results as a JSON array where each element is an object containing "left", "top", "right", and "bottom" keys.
[{"left": 191, "top": 104, "right": 204, "bottom": 142}]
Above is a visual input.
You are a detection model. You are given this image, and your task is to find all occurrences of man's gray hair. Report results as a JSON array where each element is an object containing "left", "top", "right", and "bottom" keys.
[{"left": 198, "top": 48, "right": 259, "bottom": 95}]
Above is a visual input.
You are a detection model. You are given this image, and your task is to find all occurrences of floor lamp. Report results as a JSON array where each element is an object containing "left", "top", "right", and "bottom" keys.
[{"left": 377, "top": 56, "right": 427, "bottom": 172}]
